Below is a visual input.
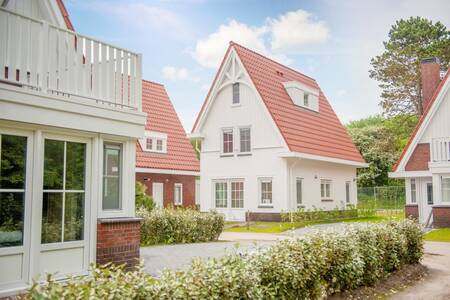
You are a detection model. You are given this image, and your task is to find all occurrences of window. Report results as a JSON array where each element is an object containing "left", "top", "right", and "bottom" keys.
[
  {"left": 441, "top": 177, "right": 450, "bottom": 203},
  {"left": 345, "top": 181, "right": 351, "bottom": 203},
  {"left": 231, "top": 181, "right": 244, "bottom": 208},
  {"left": 42, "top": 139, "right": 86, "bottom": 244},
  {"left": 427, "top": 183, "right": 433, "bottom": 205},
  {"left": 232, "top": 82, "right": 240, "bottom": 104},
  {"left": 410, "top": 179, "right": 417, "bottom": 203},
  {"left": 156, "top": 139, "right": 163, "bottom": 151},
  {"left": 239, "top": 127, "right": 251, "bottom": 153},
  {"left": 215, "top": 182, "right": 227, "bottom": 208},
  {"left": 296, "top": 178, "right": 303, "bottom": 207},
  {"left": 0, "top": 134, "right": 27, "bottom": 248},
  {"left": 174, "top": 183, "right": 183, "bottom": 205},
  {"left": 320, "top": 179, "right": 332, "bottom": 199},
  {"left": 102, "top": 144, "right": 122, "bottom": 210},
  {"left": 260, "top": 178, "right": 273, "bottom": 205},
  {"left": 304, "top": 93, "right": 309, "bottom": 107},
  {"left": 146, "top": 138, "right": 153, "bottom": 150},
  {"left": 222, "top": 129, "right": 233, "bottom": 154}
]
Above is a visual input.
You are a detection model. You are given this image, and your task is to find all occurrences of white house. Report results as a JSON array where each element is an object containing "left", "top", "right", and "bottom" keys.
[
  {"left": 390, "top": 58, "right": 450, "bottom": 228},
  {"left": 191, "top": 42, "right": 367, "bottom": 221},
  {"left": 0, "top": 0, "right": 145, "bottom": 297}
]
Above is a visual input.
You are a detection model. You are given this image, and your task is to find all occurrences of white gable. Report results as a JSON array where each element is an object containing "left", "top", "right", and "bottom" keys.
[{"left": 420, "top": 86, "right": 450, "bottom": 143}]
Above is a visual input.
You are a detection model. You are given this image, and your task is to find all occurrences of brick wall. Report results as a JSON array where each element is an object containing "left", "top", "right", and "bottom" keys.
[
  {"left": 96, "top": 218, "right": 141, "bottom": 270},
  {"left": 247, "top": 212, "right": 282, "bottom": 222},
  {"left": 432, "top": 206, "right": 450, "bottom": 228},
  {"left": 405, "top": 204, "right": 419, "bottom": 220},
  {"left": 136, "top": 172, "right": 196, "bottom": 207},
  {"left": 405, "top": 143, "right": 430, "bottom": 171}
]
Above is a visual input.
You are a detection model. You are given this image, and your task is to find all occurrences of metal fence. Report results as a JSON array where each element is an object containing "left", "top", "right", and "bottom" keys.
[{"left": 357, "top": 186, "right": 405, "bottom": 216}]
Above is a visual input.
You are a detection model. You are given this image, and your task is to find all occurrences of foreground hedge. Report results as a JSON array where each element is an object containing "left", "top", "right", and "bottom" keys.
[
  {"left": 27, "top": 220, "right": 423, "bottom": 300},
  {"left": 137, "top": 207, "right": 224, "bottom": 245}
]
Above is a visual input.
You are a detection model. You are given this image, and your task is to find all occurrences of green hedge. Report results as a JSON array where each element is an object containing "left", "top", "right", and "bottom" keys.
[
  {"left": 281, "top": 206, "right": 360, "bottom": 222},
  {"left": 137, "top": 207, "right": 224, "bottom": 245},
  {"left": 26, "top": 220, "right": 423, "bottom": 300}
]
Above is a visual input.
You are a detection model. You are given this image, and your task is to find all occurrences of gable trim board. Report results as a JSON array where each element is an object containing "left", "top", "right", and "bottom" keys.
[
  {"left": 192, "top": 42, "right": 366, "bottom": 166},
  {"left": 392, "top": 69, "right": 450, "bottom": 174},
  {"left": 136, "top": 167, "right": 200, "bottom": 176}
]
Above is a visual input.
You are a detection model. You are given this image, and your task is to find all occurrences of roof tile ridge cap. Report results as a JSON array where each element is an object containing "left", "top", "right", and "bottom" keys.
[{"left": 231, "top": 41, "right": 316, "bottom": 83}]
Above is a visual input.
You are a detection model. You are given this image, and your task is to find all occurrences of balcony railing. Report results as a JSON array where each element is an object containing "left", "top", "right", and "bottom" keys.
[
  {"left": 431, "top": 138, "right": 450, "bottom": 162},
  {"left": 0, "top": 8, "right": 142, "bottom": 111}
]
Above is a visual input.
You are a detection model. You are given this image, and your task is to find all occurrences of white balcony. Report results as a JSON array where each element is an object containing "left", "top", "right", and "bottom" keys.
[
  {"left": 431, "top": 138, "right": 450, "bottom": 163},
  {"left": 0, "top": 7, "right": 142, "bottom": 111}
]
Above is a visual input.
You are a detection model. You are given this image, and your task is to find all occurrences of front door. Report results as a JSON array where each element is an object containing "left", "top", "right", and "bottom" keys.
[
  {"left": 421, "top": 180, "right": 434, "bottom": 224},
  {"left": 152, "top": 183, "right": 164, "bottom": 206}
]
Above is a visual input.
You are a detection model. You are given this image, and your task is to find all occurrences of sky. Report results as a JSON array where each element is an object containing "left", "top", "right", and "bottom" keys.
[{"left": 65, "top": 0, "right": 450, "bottom": 132}]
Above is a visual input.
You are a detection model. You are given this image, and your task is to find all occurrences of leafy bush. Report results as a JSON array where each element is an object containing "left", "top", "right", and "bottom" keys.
[
  {"left": 137, "top": 207, "right": 224, "bottom": 245},
  {"left": 281, "top": 206, "right": 360, "bottom": 222},
  {"left": 27, "top": 220, "right": 423, "bottom": 300},
  {"left": 135, "top": 182, "right": 155, "bottom": 212}
]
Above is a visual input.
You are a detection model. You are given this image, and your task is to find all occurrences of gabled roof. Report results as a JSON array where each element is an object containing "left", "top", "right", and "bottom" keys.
[
  {"left": 136, "top": 80, "right": 200, "bottom": 173},
  {"left": 393, "top": 69, "right": 450, "bottom": 172},
  {"left": 193, "top": 42, "right": 365, "bottom": 164}
]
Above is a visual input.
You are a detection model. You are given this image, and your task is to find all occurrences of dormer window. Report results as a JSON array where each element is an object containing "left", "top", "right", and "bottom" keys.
[
  {"left": 282, "top": 81, "right": 319, "bottom": 112},
  {"left": 140, "top": 131, "right": 167, "bottom": 154},
  {"left": 232, "top": 83, "right": 240, "bottom": 105}
]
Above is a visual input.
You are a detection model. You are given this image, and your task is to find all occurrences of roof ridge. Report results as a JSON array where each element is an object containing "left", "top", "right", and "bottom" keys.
[
  {"left": 142, "top": 79, "right": 165, "bottom": 86},
  {"left": 230, "top": 41, "right": 316, "bottom": 82}
]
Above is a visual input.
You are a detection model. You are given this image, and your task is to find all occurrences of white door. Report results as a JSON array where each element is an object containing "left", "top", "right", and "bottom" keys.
[
  {"left": 421, "top": 180, "right": 434, "bottom": 224},
  {"left": 213, "top": 180, "right": 245, "bottom": 221},
  {"left": 152, "top": 183, "right": 164, "bottom": 206}
]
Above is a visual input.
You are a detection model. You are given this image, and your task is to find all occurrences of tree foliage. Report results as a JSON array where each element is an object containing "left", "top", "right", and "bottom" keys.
[
  {"left": 370, "top": 17, "right": 450, "bottom": 116},
  {"left": 135, "top": 182, "right": 155, "bottom": 212},
  {"left": 347, "top": 115, "right": 417, "bottom": 187}
]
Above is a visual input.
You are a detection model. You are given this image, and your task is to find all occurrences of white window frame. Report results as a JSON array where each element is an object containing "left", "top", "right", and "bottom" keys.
[
  {"left": 102, "top": 143, "right": 123, "bottom": 211},
  {"left": 320, "top": 179, "right": 332, "bottom": 200},
  {"left": 259, "top": 177, "right": 273, "bottom": 207},
  {"left": 441, "top": 176, "right": 450, "bottom": 203},
  {"left": 174, "top": 183, "right": 183, "bottom": 205},
  {"left": 238, "top": 126, "right": 251, "bottom": 154},
  {"left": 231, "top": 180, "right": 244, "bottom": 208},
  {"left": 141, "top": 131, "right": 167, "bottom": 154},
  {"left": 214, "top": 180, "right": 228, "bottom": 208},
  {"left": 296, "top": 177, "right": 303, "bottom": 207},
  {"left": 304, "top": 93, "right": 309, "bottom": 107},
  {"left": 213, "top": 179, "right": 245, "bottom": 209},
  {"left": 410, "top": 178, "right": 417, "bottom": 204},
  {"left": 232, "top": 82, "right": 240, "bottom": 105},
  {"left": 221, "top": 128, "right": 234, "bottom": 155}
]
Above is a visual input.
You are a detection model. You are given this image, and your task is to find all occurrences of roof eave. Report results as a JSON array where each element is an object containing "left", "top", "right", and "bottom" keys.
[{"left": 279, "top": 151, "right": 368, "bottom": 168}]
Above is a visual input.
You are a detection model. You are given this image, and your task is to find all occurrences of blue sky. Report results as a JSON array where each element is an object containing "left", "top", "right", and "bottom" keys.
[{"left": 65, "top": 0, "right": 450, "bottom": 131}]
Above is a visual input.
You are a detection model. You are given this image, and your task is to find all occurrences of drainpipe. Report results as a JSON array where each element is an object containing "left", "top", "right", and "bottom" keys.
[{"left": 289, "top": 158, "right": 300, "bottom": 213}]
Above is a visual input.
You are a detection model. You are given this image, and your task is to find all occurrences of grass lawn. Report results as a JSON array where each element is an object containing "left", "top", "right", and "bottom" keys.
[
  {"left": 224, "top": 211, "right": 405, "bottom": 233},
  {"left": 424, "top": 228, "right": 450, "bottom": 242}
]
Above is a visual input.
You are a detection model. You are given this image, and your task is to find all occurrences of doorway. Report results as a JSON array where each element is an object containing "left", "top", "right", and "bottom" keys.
[{"left": 152, "top": 182, "right": 164, "bottom": 206}]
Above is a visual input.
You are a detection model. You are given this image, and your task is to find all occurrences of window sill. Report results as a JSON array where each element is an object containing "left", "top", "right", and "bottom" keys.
[
  {"left": 231, "top": 103, "right": 241, "bottom": 107},
  {"left": 237, "top": 152, "right": 252, "bottom": 157},
  {"left": 220, "top": 153, "right": 234, "bottom": 157},
  {"left": 321, "top": 199, "right": 333, "bottom": 202},
  {"left": 258, "top": 205, "right": 274, "bottom": 208},
  {"left": 296, "top": 205, "right": 305, "bottom": 209}
]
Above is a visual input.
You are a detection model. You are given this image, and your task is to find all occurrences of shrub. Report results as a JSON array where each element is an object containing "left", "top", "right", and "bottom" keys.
[
  {"left": 27, "top": 220, "right": 423, "bottom": 300},
  {"left": 137, "top": 207, "right": 224, "bottom": 245},
  {"left": 281, "top": 206, "right": 359, "bottom": 222},
  {"left": 135, "top": 182, "right": 155, "bottom": 212}
]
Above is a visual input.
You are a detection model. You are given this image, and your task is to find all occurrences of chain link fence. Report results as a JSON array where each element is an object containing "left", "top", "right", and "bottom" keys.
[{"left": 357, "top": 186, "right": 405, "bottom": 218}]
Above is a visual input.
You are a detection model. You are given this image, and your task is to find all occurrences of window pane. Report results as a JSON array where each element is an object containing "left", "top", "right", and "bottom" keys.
[
  {"left": 0, "top": 192, "right": 24, "bottom": 247},
  {"left": 240, "top": 128, "right": 251, "bottom": 152},
  {"left": 231, "top": 182, "right": 243, "bottom": 208},
  {"left": 105, "top": 147, "right": 120, "bottom": 176},
  {"left": 215, "top": 182, "right": 227, "bottom": 208},
  {"left": 103, "top": 177, "right": 120, "bottom": 210},
  {"left": 346, "top": 182, "right": 350, "bottom": 203},
  {"left": 174, "top": 185, "right": 182, "bottom": 204},
  {"left": 411, "top": 179, "right": 417, "bottom": 203},
  {"left": 232, "top": 83, "right": 240, "bottom": 104},
  {"left": 43, "top": 140, "right": 64, "bottom": 190},
  {"left": 442, "top": 178, "right": 450, "bottom": 202},
  {"left": 66, "top": 142, "right": 86, "bottom": 190},
  {"left": 427, "top": 183, "right": 433, "bottom": 205},
  {"left": 157, "top": 140, "right": 163, "bottom": 151},
  {"left": 0, "top": 135, "right": 27, "bottom": 189},
  {"left": 64, "top": 193, "right": 84, "bottom": 242},
  {"left": 223, "top": 131, "right": 233, "bottom": 153},
  {"left": 41, "top": 193, "right": 63, "bottom": 244},
  {"left": 296, "top": 179, "right": 302, "bottom": 205},
  {"left": 261, "top": 181, "right": 272, "bottom": 204},
  {"left": 146, "top": 138, "right": 152, "bottom": 150}
]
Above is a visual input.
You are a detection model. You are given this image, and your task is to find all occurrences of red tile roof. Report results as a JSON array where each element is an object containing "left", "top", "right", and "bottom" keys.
[
  {"left": 393, "top": 69, "right": 450, "bottom": 172},
  {"left": 56, "top": 0, "right": 75, "bottom": 31},
  {"left": 194, "top": 42, "right": 365, "bottom": 163},
  {"left": 136, "top": 80, "right": 200, "bottom": 172}
]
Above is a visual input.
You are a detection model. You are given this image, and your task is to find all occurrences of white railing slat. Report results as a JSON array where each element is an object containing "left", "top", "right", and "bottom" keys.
[
  {"left": 129, "top": 54, "right": 135, "bottom": 109},
  {"left": 115, "top": 49, "right": 122, "bottom": 106},
  {"left": 123, "top": 52, "right": 129, "bottom": 106}
]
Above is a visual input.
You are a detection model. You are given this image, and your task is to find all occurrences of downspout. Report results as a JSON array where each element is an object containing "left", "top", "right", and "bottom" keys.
[{"left": 288, "top": 158, "right": 300, "bottom": 219}]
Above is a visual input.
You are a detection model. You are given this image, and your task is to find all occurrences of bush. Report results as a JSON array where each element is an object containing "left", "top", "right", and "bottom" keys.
[
  {"left": 135, "top": 182, "right": 155, "bottom": 212},
  {"left": 137, "top": 207, "right": 224, "bottom": 245},
  {"left": 281, "top": 205, "right": 359, "bottom": 222},
  {"left": 27, "top": 220, "right": 423, "bottom": 300}
]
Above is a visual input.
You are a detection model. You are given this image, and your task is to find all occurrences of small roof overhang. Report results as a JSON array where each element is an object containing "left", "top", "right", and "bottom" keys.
[{"left": 279, "top": 151, "right": 369, "bottom": 168}]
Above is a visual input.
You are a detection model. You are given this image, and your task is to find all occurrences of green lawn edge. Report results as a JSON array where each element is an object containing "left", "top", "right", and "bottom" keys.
[{"left": 424, "top": 228, "right": 450, "bottom": 242}]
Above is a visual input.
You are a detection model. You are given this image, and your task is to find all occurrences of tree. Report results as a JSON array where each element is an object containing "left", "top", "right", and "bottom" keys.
[
  {"left": 370, "top": 17, "right": 450, "bottom": 117},
  {"left": 135, "top": 182, "right": 155, "bottom": 211},
  {"left": 347, "top": 115, "right": 417, "bottom": 187}
]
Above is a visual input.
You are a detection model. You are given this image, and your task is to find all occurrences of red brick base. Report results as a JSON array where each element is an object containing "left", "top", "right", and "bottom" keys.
[
  {"left": 246, "top": 212, "right": 282, "bottom": 222},
  {"left": 432, "top": 206, "right": 450, "bottom": 228},
  {"left": 405, "top": 204, "right": 419, "bottom": 220},
  {"left": 96, "top": 218, "right": 142, "bottom": 270}
]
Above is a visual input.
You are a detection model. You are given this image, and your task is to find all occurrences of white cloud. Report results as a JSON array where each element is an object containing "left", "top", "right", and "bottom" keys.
[
  {"left": 162, "top": 66, "right": 200, "bottom": 82},
  {"left": 269, "top": 10, "right": 329, "bottom": 50}
]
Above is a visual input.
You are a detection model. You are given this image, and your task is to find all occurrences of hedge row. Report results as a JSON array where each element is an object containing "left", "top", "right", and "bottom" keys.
[
  {"left": 137, "top": 207, "right": 224, "bottom": 245},
  {"left": 281, "top": 206, "right": 360, "bottom": 222},
  {"left": 26, "top": 220, "right": 423, "bottom": 300}
]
